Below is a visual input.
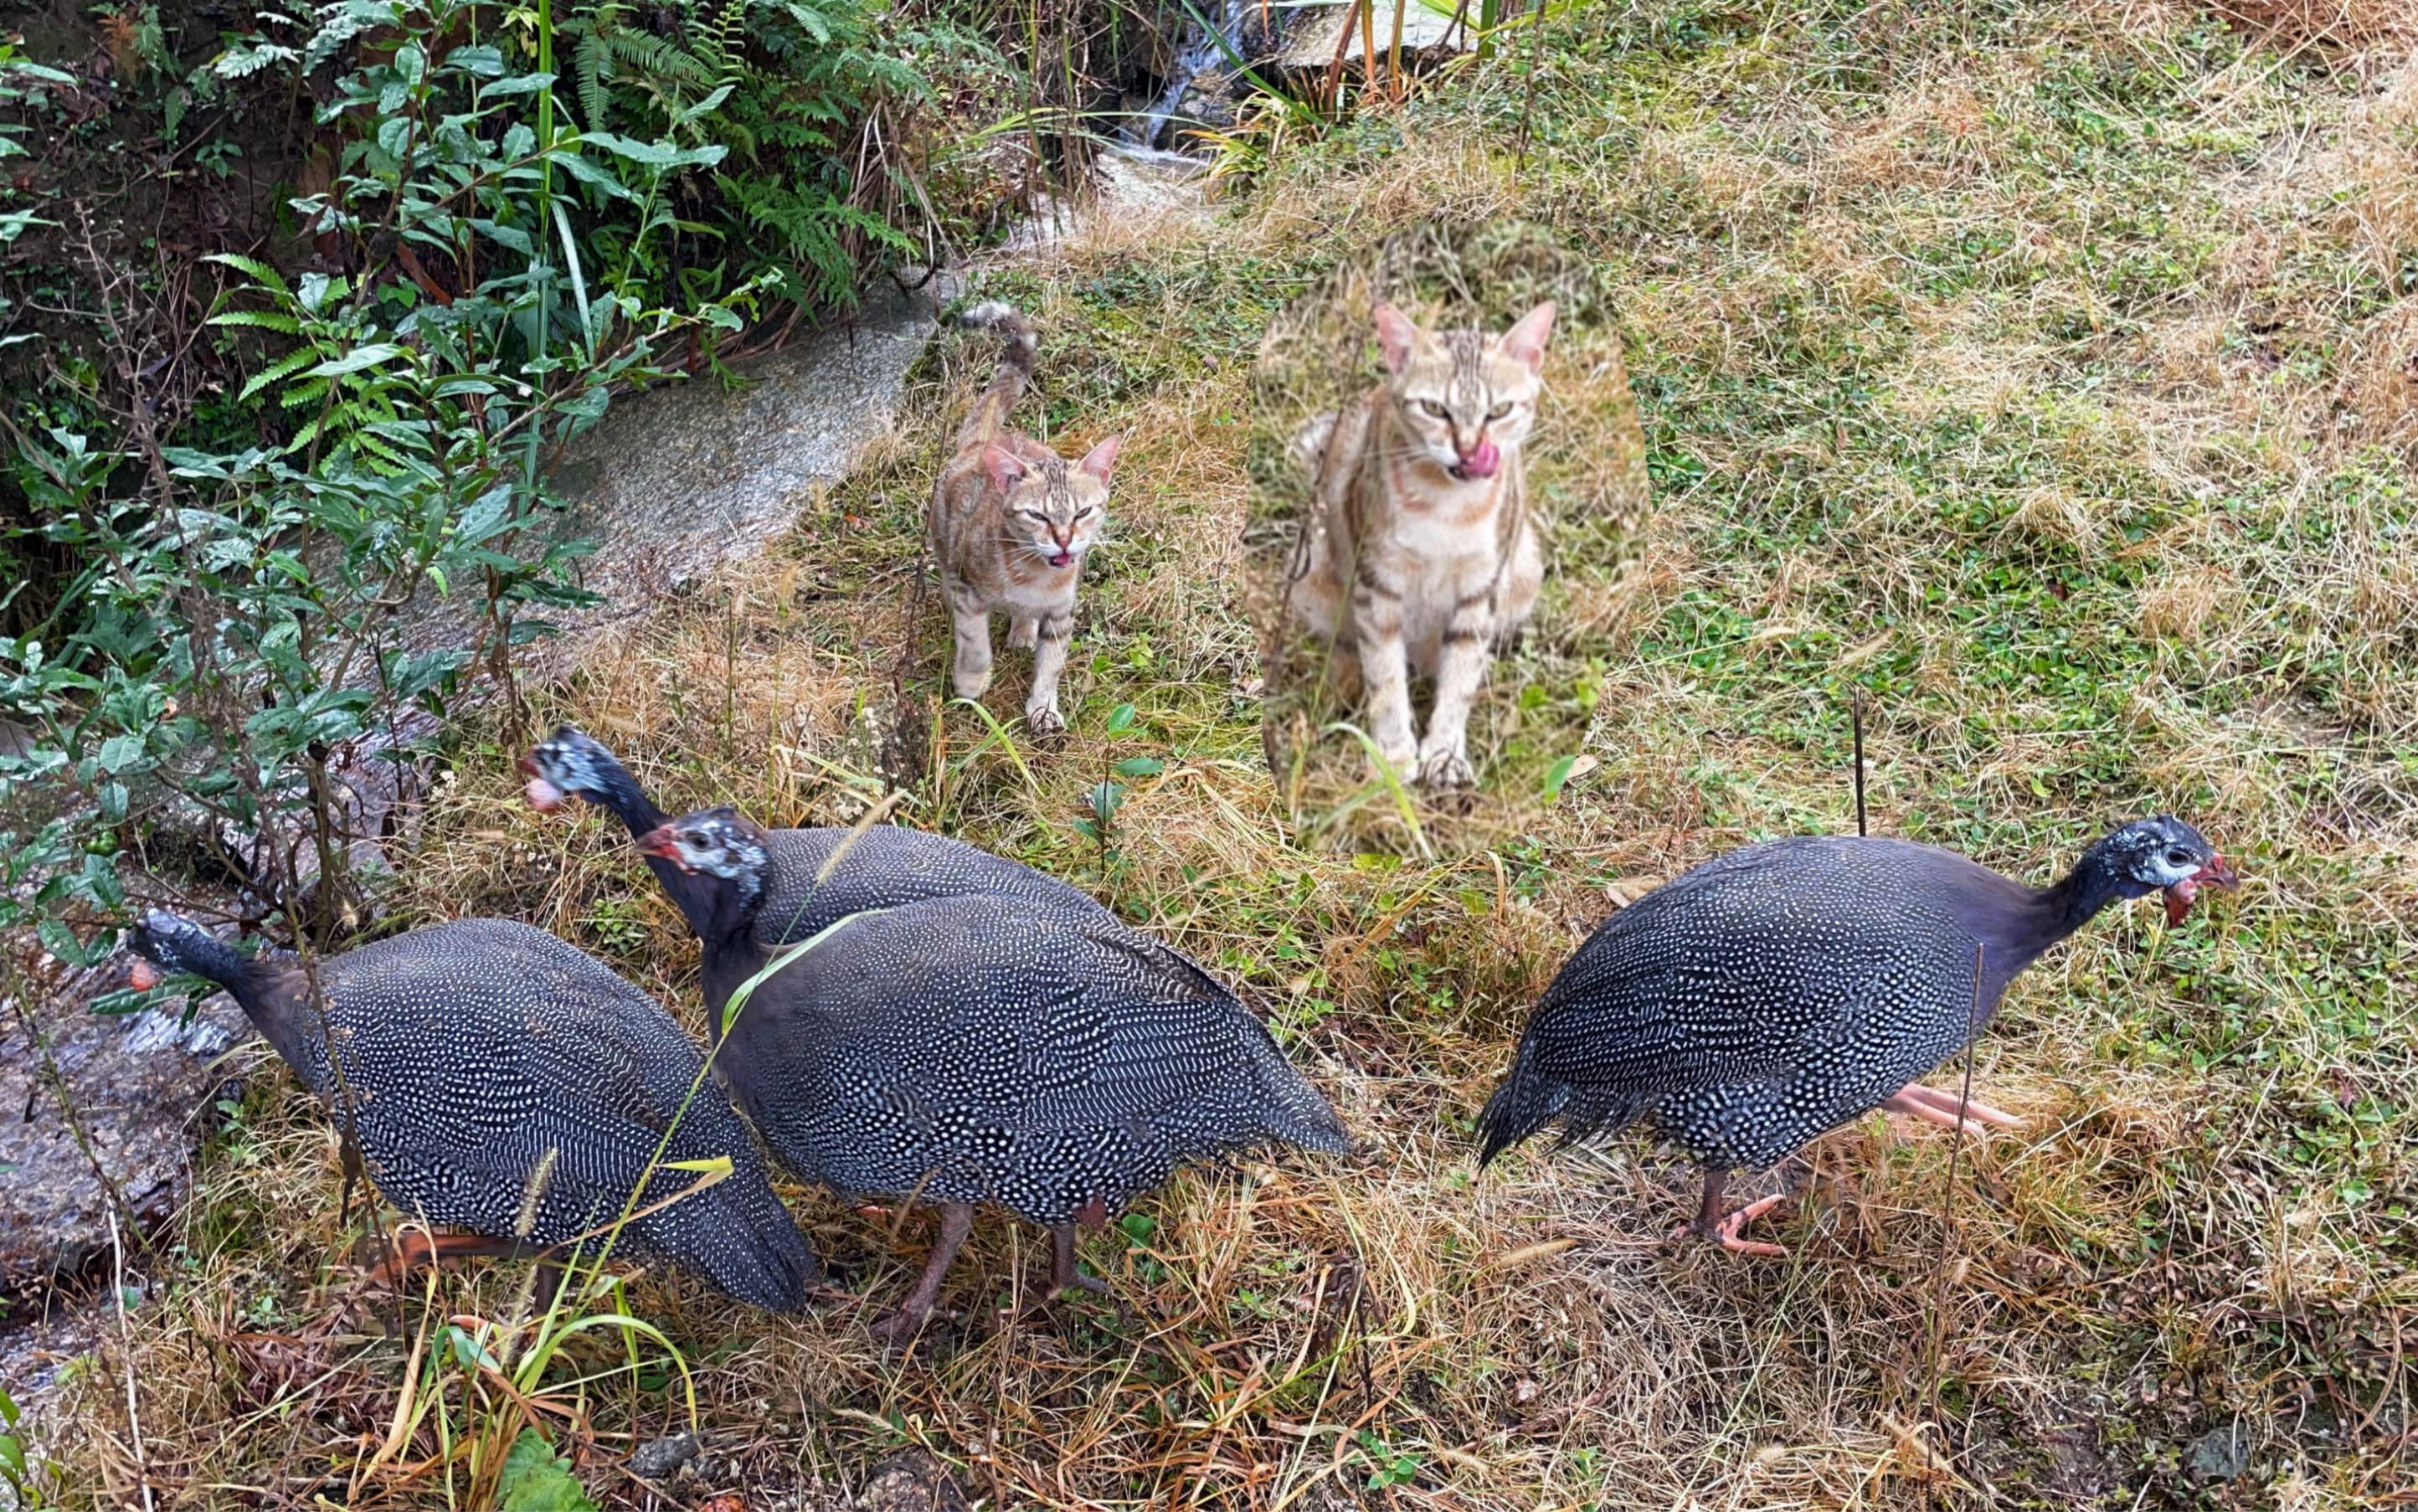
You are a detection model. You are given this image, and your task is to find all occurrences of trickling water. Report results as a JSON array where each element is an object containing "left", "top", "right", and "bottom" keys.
[{"left": 1121, "top": 0, "right": 1253, "bottom": 152}]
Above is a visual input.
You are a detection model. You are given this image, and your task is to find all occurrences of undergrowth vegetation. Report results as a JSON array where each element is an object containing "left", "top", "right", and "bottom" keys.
[{"left": 12, "top": 0, "right": 2417, "bottom": 1507}]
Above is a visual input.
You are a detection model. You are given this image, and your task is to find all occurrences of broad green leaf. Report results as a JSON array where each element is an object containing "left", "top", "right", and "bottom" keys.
[
  {"left": 445, "top": 44, "right": 505, "bottom": 78},
  {"left": 95, "top": 733, "right": 146, "bottom": 774},
  {"left": 575, "top": 131, "right": 726, "bottom": 171},
  {"left": 302, "top": 344, "right": 407, "bottom": 378},
  {"left": 495, "top": 1429, "right": 599, "bottom": 1512},
  {"left": 480, "top": 71, "right": 557, "bottom": 98}
]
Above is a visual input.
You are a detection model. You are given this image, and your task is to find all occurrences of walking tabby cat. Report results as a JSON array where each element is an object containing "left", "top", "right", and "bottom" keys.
[{"left": 929, "top": 301, "right": 1121, "bottom": 738}]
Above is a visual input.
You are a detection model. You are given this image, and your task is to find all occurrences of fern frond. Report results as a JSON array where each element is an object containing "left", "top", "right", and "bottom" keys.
[{"left": 574, "top": 31, "right": 610, "bottom": 133}]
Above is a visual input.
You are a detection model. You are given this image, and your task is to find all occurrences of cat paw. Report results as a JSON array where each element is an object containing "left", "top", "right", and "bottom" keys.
[
  {"left": 1416, "top": 748, "right": 1476, "bottom": 790},
  {"left": 952, "top": 670, "right": 994, "bottom": 701},
  {"left": 1026, "top": 702, "right": 1067, "bottom": 740},
  {"left": 1372, "top": 738, "right": 1418, "bottom": 779},
  {"left": 1007, "top": 620, "right": 1038, "bottom": 651}
]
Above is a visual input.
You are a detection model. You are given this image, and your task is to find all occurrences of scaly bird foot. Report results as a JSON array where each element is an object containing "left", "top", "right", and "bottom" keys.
[
  {"left": 1883, "top": 1082, "right": 2025, "bottom": 1131},
  {"left": 1675, "top": 1195, "right": 1788, "bottom": 1259}
]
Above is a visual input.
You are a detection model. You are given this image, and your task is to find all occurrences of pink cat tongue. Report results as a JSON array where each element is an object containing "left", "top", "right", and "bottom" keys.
[{"left": 1459, "top": 440, "right": 1500, "bottom": 478}]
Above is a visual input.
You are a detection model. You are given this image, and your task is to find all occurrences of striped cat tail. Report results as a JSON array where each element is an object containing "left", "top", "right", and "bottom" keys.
[{"left": 953, "top": 301, "right": 1039, "bottom": 451}]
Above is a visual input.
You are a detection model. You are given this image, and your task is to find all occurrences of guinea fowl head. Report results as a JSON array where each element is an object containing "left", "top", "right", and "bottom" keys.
[
  {"left": 2077, "top": 816, "right": 2238, "bottom": 926},
  {"left": 517, "top": 726, "right": 635, "bottom": 815},
  {"left": 123, "top": 910, "right": 265, "bottom": 996},
  {"left": 635, "top": 807, "right": 771, "bottom": 905}
]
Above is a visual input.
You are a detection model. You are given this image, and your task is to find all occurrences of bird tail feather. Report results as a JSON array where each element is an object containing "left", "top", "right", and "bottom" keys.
[
  {"left": 641, "top": 1160, "right": 823, "bottom": 1313},
  {"left": 1242, "top": 1020, "right": 1352, "bottom": 1155},
  {"left": 1474, "top": 1048, "right": 1574, "bottom": 1168}
]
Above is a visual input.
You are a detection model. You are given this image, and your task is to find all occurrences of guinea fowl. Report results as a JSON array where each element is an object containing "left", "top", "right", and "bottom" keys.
[
  {"left": 122, "top": 912, "right": 822, "bottom": 1309},
  {"left": 635, "top": 805, "right": 1350, "bottom": 1340},
  {"left": 1475, "top": 817, "right": 2236, "bottom": 1256},
  {"left": 518, "top": 725, "right": 1100, "bottom": 942}
]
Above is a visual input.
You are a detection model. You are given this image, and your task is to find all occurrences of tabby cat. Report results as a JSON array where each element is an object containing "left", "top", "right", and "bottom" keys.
[
  {"left": 929, "top": 301, "right": 1120, "bottom": 738},
  {"left": 1284, "top": 300, "right": 1555, "bottom": 789}
]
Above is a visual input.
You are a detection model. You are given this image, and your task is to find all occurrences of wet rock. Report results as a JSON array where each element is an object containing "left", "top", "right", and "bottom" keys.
[
  {"left": 2184, "top": 1420, "right": 2251, "bottom": 1484},
  {"left": 0, "top": 1299, "right": 102, "bottom": 1482},
  {"left": 1279, "top": 0, "right": 1479, "bottom": 70},
  {"left": 530, "top": 272, "right": 957, "bottom": 665},
  {"left": 0, "top": 951, "right": 246, "bottom": 1298},
  {"left": 1175, "top": 73, "right": 1240, "bottom": 136}
]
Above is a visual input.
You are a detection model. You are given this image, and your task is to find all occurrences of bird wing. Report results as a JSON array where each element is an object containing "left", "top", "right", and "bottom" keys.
[
  {"left": 329, "top": 924, "right": 757, "bottom": 1237},
  {"left": 768, "top": 901, "right": 1275, "bottom": 1133},
  {"left": 1520, "top": 841, "right": 1968, "bottom": 1098},
  {"left": 752, "top": 826, "right": 1105, "bottom": 945}
]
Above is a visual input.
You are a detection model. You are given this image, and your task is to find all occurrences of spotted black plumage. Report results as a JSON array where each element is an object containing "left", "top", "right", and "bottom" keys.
[
  {"left": 713, "top": 891, "right": 1349, "bottom": 1216},
  {"left": 1475, "top": 819, "right": 2232, "bottom": 1247},
  {"left": 643, "top": 806, "right": 1350, "bottom": 1335},
  {"left": 125, "top": 912, "right": 821, "bottom": 1310}
]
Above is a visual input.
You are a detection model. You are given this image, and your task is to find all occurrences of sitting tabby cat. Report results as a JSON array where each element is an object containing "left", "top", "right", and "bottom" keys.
[
  {"left": 1285, "top": 300, "right": 1555, "bottom": 789},
  {"left": 929, "top": 301, "right": 1121, "bottom": 738}
]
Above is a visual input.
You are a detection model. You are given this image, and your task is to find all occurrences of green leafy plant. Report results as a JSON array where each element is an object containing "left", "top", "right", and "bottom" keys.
[
  {"left": 494, "top": 1429, "right": 600, "bottom": 1511},
  {"left": 0, "top": 45, "right": 73, "bottom": 265},
  {"left": 555, "top": 0, "right": 929, "bottom": 312},
  {"left": 0, "top": 0, "right": 762, "bottom": 958},
  {"left": 0, "top": 1383, "right": 54, "bottom": 1509}
]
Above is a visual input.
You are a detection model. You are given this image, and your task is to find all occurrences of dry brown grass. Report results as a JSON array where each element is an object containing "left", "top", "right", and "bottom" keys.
[
  {"left": 34, "top": 1, "right": 2418, "bottom": 1507},
  {"left": 2205, "top": 0, "right": 2416, "bottom": 51}
]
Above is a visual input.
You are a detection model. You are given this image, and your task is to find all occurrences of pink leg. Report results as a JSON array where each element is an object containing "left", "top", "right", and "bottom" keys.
[
  {"left": 1674, "top": 1169, "right": 1789, "bottom": 1259},
  {"left": 870, "top": 1202, "right": 975, "bottom": 1345},
  {"left": 1710, "top": 1197, "right": 1788, "bottom": 1257},
  {"left": 1883, "top": 1082, "right": 2024, "bottom": 1131}
]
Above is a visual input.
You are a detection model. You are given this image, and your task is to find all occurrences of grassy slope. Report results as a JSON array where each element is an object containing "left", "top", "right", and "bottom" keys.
[{"left": 59, "top": 2, "right": 2413, "bottom": 1507}]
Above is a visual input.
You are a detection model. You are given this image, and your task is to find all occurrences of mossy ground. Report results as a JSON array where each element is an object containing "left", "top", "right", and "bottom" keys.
[{"left": 49, "top": 2, "right": 2415, "bottom": 1506}]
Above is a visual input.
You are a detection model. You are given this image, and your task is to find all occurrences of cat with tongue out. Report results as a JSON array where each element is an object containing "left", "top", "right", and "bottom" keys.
[{"left": 1284, "top": 299, "right": 1556, "bottom": 791}]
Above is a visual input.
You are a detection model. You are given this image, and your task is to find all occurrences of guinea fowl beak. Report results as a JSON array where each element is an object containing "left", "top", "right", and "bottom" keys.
[
  {"left": 127, "top": 959, "right": 159, "bottom": 991},
  {"left": 516, "top": 754, "right": 567, "bottom": 812},
  {"left": 634, "top": 825, "right": 690, "bottom": 870},
  {"left": 2162, "top": 852, "right": 2241, "bottom": 926}
]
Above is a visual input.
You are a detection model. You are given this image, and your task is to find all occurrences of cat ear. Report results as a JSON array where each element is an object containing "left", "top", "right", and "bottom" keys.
[
  {"left": 982, "top": 443, "right": 1028, "bottom": 491},
  {"left": 1498, "top": 301, "right": 1556, "bottom": 376},
  {"left": 1372, "top": 302, "right": 1422, "bottom": 375},
  {"left": 1078, "top": 434, "right": 1122, "bottom": 482}
]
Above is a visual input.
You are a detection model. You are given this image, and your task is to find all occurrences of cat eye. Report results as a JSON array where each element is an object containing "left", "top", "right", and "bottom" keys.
[
  {"left": 1418, "top": 400, "right": 1448, "bottom": 418},
  {"left": 1487, "top": 402, "right": 1514, "bottom": 420},
  {"left": 1073, "top": 508, "right": 1093, "bottom": 522}
]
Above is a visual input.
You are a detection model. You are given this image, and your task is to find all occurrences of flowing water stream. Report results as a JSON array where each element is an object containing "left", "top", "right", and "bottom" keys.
[{"left": 1119, "top": 0, "right": 1253, "bottom": 152}]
